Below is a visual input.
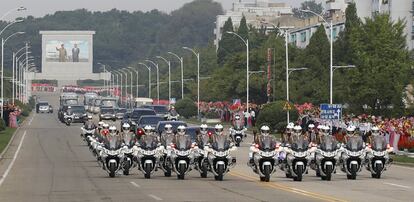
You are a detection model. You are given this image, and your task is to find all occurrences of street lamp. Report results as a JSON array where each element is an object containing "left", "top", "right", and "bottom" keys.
[
  {"left": 145, "top": 60, "right": 159, "bottom": 103},
  {"left": 168, "top": 51, "right": 184, "bottom": 99},
  {"left": 124, "top": 68, "right": 134, "bottom": 103},
  {"left": 300, "top": 9, "right": 333, "bottom": 104},
  {"left": 128, "top": 66, "right": 139, "bottom": 98},
  {"left": 119, "top": 69, "right": 131, "bottom": 108},
  {"left": 156, "top": 56, "right": 171, "bottom": 103},
  {"left": 12, "top": 43, "right": 29, "bottom": 104},
  {"left": 1, "top": 31, "right": 24, "bottom": 117},
  {"left": 286, "top": 67, "right": 308, "bottom": 123},
  {"left": 114, "top": 70, "right": 124, "bottom": 106},
  {"left": 182, "top": 47, "right": 200, "bottom": 118},
  {"left": 225, "top": 31, "right": 250, "bottom": 112},
  {"left": 0, "top": 7, "right": 26, "bottom": 21},
  {"left": 138, "top": 62, "right": 151, "bottom": 98},
  {"left": 97, "top": 63, "right": 108, "bottom": 94}
]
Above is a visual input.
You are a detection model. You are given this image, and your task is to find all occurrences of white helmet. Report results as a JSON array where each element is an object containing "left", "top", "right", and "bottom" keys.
[
  {"left": 109, "top": 126, "right": 117, "bottom": 135},
  {"left": 321, "top": 125, "right": 330, "bottom": 134},
  {"left": 200, "top": 124, "right": 208, "bottom": 133},
  {"left": 103, "top": 123, "right": 109, "bottom": 129},
  {"left": 98, "top": 121, "right": 104, "bottom": 128},
  {"left": 371, "top": 126, "right": 380, "bottom": 136},
  {"left": 346, "top": 125, "right": 356, "bottom": 135},
  {"left": 87, "top": 115, "right": 93, "bottom": 120},
  {"left": 308, "top": 124, "right": 315, "bottom": 129},
  {"left": 293, "top": 125, "right": 302, "bottom": 134},
  {"left": 260, "top": 125, "right": 270, "bottom": 136},
  {"left": 177, "top": 125, "right": 186, "bottom": 135},
  {"left": 234, "top": 115, "right": 241, "bottom": 120},
  {"left": 144, "top": 125, "right": 154, "bottom": 134},
  {"left": 215, "top": 124, "right": 224, "bottom": 135},
  {"left": 164, "top": 124, "right": 173, "bottom": 133},
  {"left": 122, "top": 123, "right": 130, "bottom": 131}
]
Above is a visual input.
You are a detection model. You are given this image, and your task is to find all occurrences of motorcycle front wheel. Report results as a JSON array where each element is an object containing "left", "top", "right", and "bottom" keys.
[
  {"left": 200, "top": 162, "right": 208, "bottom": 178},
  {"left": 293, "top": 166, "right": 303, "bottom": 181},
  {"left": 109, "top": 163, "right": 116, "bottom": 178},
  {"left": 144, "top": 164, "right": 152, "bottom": 179},
  {"left": 178, "top": 164, "right": 186, "bottom": 180},
  {"left": 215, "top": 164, "right": 224, "bottom": 181},
  {"left": 263, "top": 165, "right": 271, "bottom": 182}
]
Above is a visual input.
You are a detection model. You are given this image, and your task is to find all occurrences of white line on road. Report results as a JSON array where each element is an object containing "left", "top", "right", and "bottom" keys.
[
  {"left": 0, "top": 130, "right": 27, "bottom": 187},
  {"left": 28, "top": 116, "right": 34, "bottom": 125},
  {"left": 384, "top": 182, "right": 411, "bottom": 189},
  {"left": 130, "top": 181, "right": 141, "bottom": 188},
  {"left": 148, "top": 194, "right": 163, "bottom": 201}
]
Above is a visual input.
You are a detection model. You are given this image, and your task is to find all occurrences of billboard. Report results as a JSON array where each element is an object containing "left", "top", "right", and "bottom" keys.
[{"left": 45, "top": 40, "right": 89, "bottom": 63}]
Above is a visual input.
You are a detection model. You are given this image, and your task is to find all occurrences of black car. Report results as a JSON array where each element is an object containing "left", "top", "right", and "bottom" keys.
[
  {"left": 155, "top": 121, "right": 188, "bottom": 135},
  {"left": 121, "top": 108, "right": 156, "bottom": 131},
  {"left": 66, "top": 105, "right": 87, "bottom": 123},
  {"left": 136, "top": 115, "right": 164, "bottom": 136},
  {"left": 115, "top": 108, "right": 127, "bottom": 119},
  {"left": 99, "top": 107, "right": 116, "bottom": 121},
  {"left": 186, "top": 126, "right": 215, "bottom": 142},
  {"left": 142, "top": 105, "right": 169, "bottom": 117}
]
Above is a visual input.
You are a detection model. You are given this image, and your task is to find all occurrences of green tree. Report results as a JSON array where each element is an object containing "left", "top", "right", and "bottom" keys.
[
  {"left": 293, "top": 0, "right": 323, "bottom": 19},
  {"left": 175, "top": 98, "right": 197, "bottom": 118},
  {"left": 217, "top": 17, "right": 235, "bottom": 64}
]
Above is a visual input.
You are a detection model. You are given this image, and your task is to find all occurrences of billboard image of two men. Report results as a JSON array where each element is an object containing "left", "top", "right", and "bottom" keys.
[{"left": 47, "top": 40, "right": 88, "bottom": 63}]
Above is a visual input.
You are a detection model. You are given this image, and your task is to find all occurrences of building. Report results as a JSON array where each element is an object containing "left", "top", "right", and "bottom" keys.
[{"left": 214, "top": 0, "right": 293, "bottom": 50}]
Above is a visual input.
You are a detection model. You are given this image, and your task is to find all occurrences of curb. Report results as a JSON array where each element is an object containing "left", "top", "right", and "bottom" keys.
[
  {"left": 0, "top": 112, "right": 31, "bottom": 160},
  {"left": 393, "top": 162, "right": 414, "bottom": 167}
]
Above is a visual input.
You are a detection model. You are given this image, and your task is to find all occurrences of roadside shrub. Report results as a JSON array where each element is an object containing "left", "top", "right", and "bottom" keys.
[
  {"left": 0, "top": 119, "right": 6, "bottom": 131},
  {"left": 256, "top": 100, "right": 298, "bottom": 133},
  {"left": 175, "top": 98, "right": 197, "bottom": 119}
]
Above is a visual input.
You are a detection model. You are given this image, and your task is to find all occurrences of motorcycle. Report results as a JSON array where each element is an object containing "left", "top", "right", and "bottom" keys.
[
  {"left": 120, "top": 131, "right": 137, "bottom": 175},
  {"left": 313, "top": 135, "right": 340, "bottom": 181},
  {"left": 230, "top": 126, "right": 246, "bottom": 147},
  {"left": 170, "top": 135, "right": 194, "bottom": 180},
  {"left": 194, "top": 132, "right": 212, "bottom": 178},
  {"left": 159, "top": 133, "right": 175, "bottom": 177},
  {"left": 205, "top": 135, "right": 237, "bottom": 181},
  {"left": 248, "top": 136, "right": 279, "bottom": 182},
  {"left": 64, "top": 113, "right": 74, "bottom": 126},
  {"left": 282, "top": 135, "right": 313, "bottom": 181},
  {"left": 340, "top": 136, "right": 366, "bottom": 180},
  {"left": 365, "top": 135, "right": 393, "bottom": 179},
  {"left": 166, "top": 111, "right": 179, "bottom": 121},
  {"left": 135, "top": 135, "right": 161, "bottom": 179},
  {"left": 81, "top": 124, "right": 96, "bottom": 143},
  {"left": 100, "top": 135, "right": 123, "bottom": 178}
]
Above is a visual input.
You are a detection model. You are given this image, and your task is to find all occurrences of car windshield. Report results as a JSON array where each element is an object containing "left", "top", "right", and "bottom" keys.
[
  {"left": 153, "top": 106, "right": 168, "bottom": 114},
  {"left": 38, "top": 103, "right": 49, "bottom": 106},
  {"left": 101, "top": 108, "right": 114, "bottom": 114},
  {"left": 94, "top": 99, "right": 101, "bottom": 105},
  {"left": 65, "top": 99, "right": 78, "bottom": 105},
  {"left": 131, "top": 110, "right": 156, "bottom": 119},
  {"left": 101, "top": 100, "right": 117, "bottom": 107},
  {"left": 68, "top": 106, "right": 85, "bottom": 113},
  {"left": 139, "top": 116, "right": 164, "bottom": 125},
  {"left": 117, "top": 108, "right": 127, "bottom": 113}
]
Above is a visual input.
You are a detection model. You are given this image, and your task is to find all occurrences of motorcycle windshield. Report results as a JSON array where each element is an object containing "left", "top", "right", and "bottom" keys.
[
  {"left": 259, "top": 136, "right": 276, "bottom": 151},
  {"left": 371, "top": 136, "right": 387, "bottom": 151},
  {"left": 141, "top": 135, "right": 158, "bottom": 150},
  {"left": 291, "top": 135, "right": 309, "bottom": 152},
  {"left": 163, "top": 133, "right": 174, "bottom": 146},
  {"left": 170, "top": 110, "right": 178, "bottom": 116},
  {"left": 346, "top": 136, "right": 364, "bottom": 151},
  {"left": 123, "top": 132, "right": 134, "bottom": 147},
  {"left": 176, "top": 135, "right": 191, "bottom": 150},
  {"left": 107, "top": 136, "right": 120, "bottom": 150},
  {"left": 200, "top": 134, "right": 210, "bottom": 146},
  {"left": 234, "top": 121, "right": 243, "bottom": 130},
  {"left": 212, "top": 135, "right": 230, "bottom": 151},
  {"left": 320, "top": 136, "right": 337, "bottom": 152},
  {"left": 85, "top": 123, "right": 95, "bottom": 130}
]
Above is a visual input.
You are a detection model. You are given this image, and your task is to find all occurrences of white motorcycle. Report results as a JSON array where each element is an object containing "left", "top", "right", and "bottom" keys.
[
  {"left": 249, "top": 136, "right": 279, "bottom": 182},
  {"left": 169, "top": 135, "right": 195, "bottom": 180},
  {"left": 230, "top": 127, "right": 246, "bottom": 147},
  {"left": 100, "top": 136, "right": 123, "bottom": 178},
  {"left": 135, "top": 135, "right": 161, "bottom": 179},
  {"left": 205, "top": 135, "right": 237, "bottom": 181},
  {"left": 365, "top": 135, "right": 393, "bottom": 179},
  {"left": 282, "top": 135, "right": 314, "bottom": 181},
  {"left": 340, "top": 136, "right": 366, "bottom": 180},
  {"left": 313, "top": 135, "right": 341, "bottom": 181},
  {"left": 159, "top": 133, "right": 175, "bottom": 177},
  {"left": 120, "top": 131, "right": 137, "bottom": 175}
]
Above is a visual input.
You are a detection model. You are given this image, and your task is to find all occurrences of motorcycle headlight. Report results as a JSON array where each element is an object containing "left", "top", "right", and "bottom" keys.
[
  {"left": 212, "top": 150, "right": 229, "bottom": 157},
  {"left": 346, "top": 150, "right": 363, "bottom": 157},
  {"left": 320, "top": 150, "right": 337, "bottom": 158},
  {"left": 373, "top": 151, "right": 386, "bottom": 156},
  {"left": 259, "top": 150, "right": 276, "bottom": 157},
  {"left": 292, "top": 151, "right": 308, "bottom": 158}
]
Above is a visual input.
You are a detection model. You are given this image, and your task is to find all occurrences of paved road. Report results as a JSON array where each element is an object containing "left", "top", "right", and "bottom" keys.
[{"left": 0, "top": 92, "right": 412, "bottom": 202}]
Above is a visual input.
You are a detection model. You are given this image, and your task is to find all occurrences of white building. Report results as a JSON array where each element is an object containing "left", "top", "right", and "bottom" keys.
[{"left": 214, "top": 0, "right": 293, "bottom": 50}]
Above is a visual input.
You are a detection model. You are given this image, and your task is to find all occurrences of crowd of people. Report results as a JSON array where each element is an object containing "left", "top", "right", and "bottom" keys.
[{"left": 2, "top": 104, "right": 22, "bottom": 128}]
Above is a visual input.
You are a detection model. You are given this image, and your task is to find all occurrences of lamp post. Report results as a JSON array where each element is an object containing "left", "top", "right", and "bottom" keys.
[
  {"left": 120, "top": 69, "right": 131, "bottom": 108},
  {"left": 0, "top": 6, "right": 26, "bottom": 21},
  {"left": 138, "top": 63, "right": 151, "bottom": 98},
  {"left": 128, "top": 66, "right": 139, "bottom": 98},
  {"left": 145, "top": 60, "right": 159, "bottom": 103},
  {"left": 167, "top": 52, "right": 184, "bottom": 99},
  {"left": 114, "top": 70, "right": 124, "bottom": 106},
  {"left": 182, "top": 47, "right": 200, "bottom": 118},
  {"left": 1, "top": 31, "right": 24, "bottom": 117},
  {"left": 156, "top": 56, "right": 171, "bottom": 103},
  {"left": 12, "top": 43, "right": 29, "bottom": 104},
  {"left": 286, "top": 67, "right": 308, "bottom": 123},
  {"left": 225, "top": 32, "right": 249, "bottom": 112},
  {"left": 300, "top": 9, "right": 333, "bottom": 104}
]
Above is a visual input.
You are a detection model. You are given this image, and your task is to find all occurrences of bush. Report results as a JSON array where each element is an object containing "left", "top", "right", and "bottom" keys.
[
  {"left": 256, "top": 100, "right": 298, "bottom": 133},
  {"left": 175, "top": 98, "right": 197, "bottom": 119},
  {"left": 0, "top": 119, "right": 6, "bottom": 131}
]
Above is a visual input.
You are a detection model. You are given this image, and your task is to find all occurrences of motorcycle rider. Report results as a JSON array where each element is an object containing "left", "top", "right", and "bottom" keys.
[
  {"left": 161, "top": 124, "right": 175, "bottom": 145},
  {"left": 83, "top": 115, "right": 96, "bottom": 128},
  {"left": 367, "top": 126, "right": 381, "bottom": 145},
  {"left": 249, "top": 125, "right": 277, "bottom": 166},
  {"left": 282, "top": 122, "right": 294, "bottom": 145},
  {"left": 103, "top": 126, "right": 121, "bottom": 149},
  {"left": 121, "top": 123, "right": 135, "bottom": 144},
  {"left": 307, "top": 124, "right": 316, "bottom": 144},
  {"left": 344, "top": 125, "right": 357, "bottom": 144},
  {"left": 197, "top": 124, "right": 212, "bottom": 147},
  {"left": 97, "top": 121, "right": 104, "bottom": 133}
]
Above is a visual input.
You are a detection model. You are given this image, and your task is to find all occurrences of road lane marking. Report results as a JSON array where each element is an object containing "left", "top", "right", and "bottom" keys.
[
  {"left": 0, "top": 130, "right": 27, "bottom": 187},
  {"left": 384, "top": 182, "right": 411, "bottom": 189},
  {"left": 230, "top": 171, "right": 347, "bottom": 202},
  {"left": 130, "top": 181, "right": 141, "bottom": 188},
  {"left": 148, "top": 194, "right": 163, "bottom": 201}
]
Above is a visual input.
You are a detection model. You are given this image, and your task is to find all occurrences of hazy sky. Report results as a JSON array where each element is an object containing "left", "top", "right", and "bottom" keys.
[{"left": 1, "top": 0, "right": 307, "bottom": 21}]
